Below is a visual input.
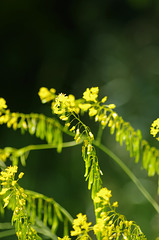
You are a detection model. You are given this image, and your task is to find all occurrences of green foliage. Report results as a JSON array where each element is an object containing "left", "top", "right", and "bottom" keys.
[{"left": 0, "top": 87, "right": 158, "bottom": 239}]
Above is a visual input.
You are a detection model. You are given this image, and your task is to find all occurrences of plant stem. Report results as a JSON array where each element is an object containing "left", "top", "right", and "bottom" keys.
[
  {"left": 16, "top": 140, "right": 82, "bottom": 155},
  {"left": 93, "top": 140, "right": 159, "bottom": 214},
  {"left": 96, "top": 124, "right": 104, "bottom": 145}
]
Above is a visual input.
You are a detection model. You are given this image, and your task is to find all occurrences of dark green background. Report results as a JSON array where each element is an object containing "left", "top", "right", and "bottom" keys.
[{"left": 0, "top": 0, "right": 159, "bottom": 239}]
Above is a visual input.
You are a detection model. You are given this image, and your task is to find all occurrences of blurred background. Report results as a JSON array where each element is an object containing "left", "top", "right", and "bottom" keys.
[{"left": 0, "top": 0, "right": 159, "bottom": 238}]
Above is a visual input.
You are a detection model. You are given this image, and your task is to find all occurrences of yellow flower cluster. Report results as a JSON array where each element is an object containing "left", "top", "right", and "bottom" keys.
[
  {"left": 0, "top": 165, "right": 18, "bottom": 182},
  {"left": 63, "top": 187, "right": 145, "bottom": 240},
  {"left": 0, "top": 166, "right": 25, "bottom": 208},
  {"left": 150, "top": 118, "right": 159, "bottom": 141},
  {"left": 0, "top": 166, "right": 40, "bottom": 239},
  {"left": 38, "top": 87, "right": 56, "bottom": 103},
  {"left": 0, "top": 99, "right": 19, "bottom": 130},
  {"left": 0, "top": 110, "right": 10, "bottom": 125},
  {"left": 0, "top": 98, "right": 9, "bottom": 126},
  {"left": 92, "top": 188, "right": 144, "bottom": 239},
  {"left": 70, "top": 213, "right": 91, "bottom": 237},
  {"left": 38, "top": 87, "right": 118, "bottom": 140},
  {"left": 94, "top": 187, "right": 112, "bottom": 205},
  {"left": 0, "top": 98, "right": 7, "bottom": 111},
  {"left": 93, "top": 188, "right": 116, "bottom": 237},
  {"left": 52, "top": 93, "right": 79, "bottom": 119},
  {"left": 58, "top": 182, "right": 145, "bottom": 240},
  {"left": 83, "top": 87, "right": 99, "bottom": 102}
]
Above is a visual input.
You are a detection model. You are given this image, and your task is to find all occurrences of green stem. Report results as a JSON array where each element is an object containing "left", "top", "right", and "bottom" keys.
[
  {"left": 93, "top": 140, "right": 159, "bottom": 214},
  {"left": 15, "top": 140, "right": 82, "bottom": 156},
  {"left": 96, "top": 124, "right": 104, "bottom": 145}
]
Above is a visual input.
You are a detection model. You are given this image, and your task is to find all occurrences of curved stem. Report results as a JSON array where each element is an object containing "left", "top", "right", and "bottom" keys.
[
  {"left": 14, "top": 140, "right": 83, "bottom": 156},
  {"left": 96, "top": 124, "right": 104, "bottom": 145},
  {"left": 93, "top": 140, "right": 159, "bottom": 214},
  {"left": 21, "top": 140, "right": 82, "bottom": 152}
]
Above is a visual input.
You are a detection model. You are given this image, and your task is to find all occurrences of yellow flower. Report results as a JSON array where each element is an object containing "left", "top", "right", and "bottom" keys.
[
  {"left": 0, "top": 114, "right": 10, "bottom": 124},
  {"left": 58, "top": 236, "right": 71, "bottom": 240},
  {"left": 60, "top": 115, "right": 69, "bottom": 121},
  {"left": 71, "top": 213, "right": 91, "bottom": 236},
  {"left": 0, "top": 188, "right": 9, "bottom": 195},
  {"left": 74, "top": 128, "right": 80, "bottom": 140},
  {"left": 78, "top": 103, "right": 91, "bottom": 111},
  {"left": 57, "top": 93, "right": 68, "bottom": 104},
  {"left": 71, "top": 226, "right": 82, "bottom": 236},
  {"left": 95, "top": 115, "right": 99, "bottom": 122},
  {"left": 101, "top": 96, "right": 107, "bottom": 103},
  {"left": 95, "top": 207, "right": 102, "bottom": 213},
  {"left": 108, "top": 104, "right": 116, "bottom": 109},
  {"left": 3, "top": 195, "right": 10, "bottom": 208},
  {"left": 87, "top": 144, "right": 93, "bottom": 154},
  {"left": 89, "top": 107, "right": 97, "bottom": 117},
  {"left": 52, "top": 94, "right": 69, "bottom": 115},
  {"left": 96, "top": 188, "right": 112, "bottom": 205},
  {"left": 76, "top": 137, "right": 81, "bottom": 143},
  {"left": 112, "top": 112, "right": 118, "bottom": 119},
  {"left": 83, "top": 87, "right": 99, "bottom": 102},
  {"left": 89, "top": 131, "right": 94, "bottom": 140},
  {"left": 53, "top": 93, "right": 79, "bottom": 115},
  {"left": 19, "top": 199, "right": 26, "bottom": 206},
  {"left": 112, "top": 201, "right": 118, "bottom": 208},
  {"left": 18, "top": 172, "right": 24, "bottom": 179},
  {"left": 52, "top": 102, "right": 65, "bottom": 115},
  {"left": 65, "top": 122, "right": 70, "bottom": 127},
  {"left": 0, "top": 166, "right": 18, "bottom": 181},
  {"left": 11, "top": 180, "right": 17, "bottom": 186},
  {"left": 128, "top": 221, "right": 133, "bottom": 226},
  {"left": 0, "top": 98, "right": 7, "bottom": 110},
  {"left": 70, "top": 126, "right": 76, "bottom": 132},
  {"left": 94, "top": 196, "right": 101, "bottom": 203},
  {"left": 68, "top": 94, "right": 75, "bottom": 106},
  {"left": 73, "top": 213, "right": 87, "bottom": 226},
  {"left": 38, "top": 87, "right": 55, "bottom": 103},
  {"left": 93, "top": 218, "right": 105, "bottom": 234},
  {"left": 150, "top": 118, "right": 159, "bottom": 138},
  {"left": 7, "top": 166, "right": 18, "bottom": 174}
]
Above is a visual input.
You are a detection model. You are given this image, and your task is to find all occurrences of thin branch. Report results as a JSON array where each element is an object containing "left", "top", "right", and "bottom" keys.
[
  {"left": 96, "top": 124, "right": 104, "bottom": 145},
  {"left": 7, "top": 140, "right": 83, "bottom": 160},
  {"left": 19, "top": 140, "right": 82, "bottom": 152}
]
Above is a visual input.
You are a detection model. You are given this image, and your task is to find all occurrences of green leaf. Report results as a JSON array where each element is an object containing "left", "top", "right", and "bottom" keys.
[
  {"left": 0, "top": 229, "right": 15, "bottom": 238},
  {"left": 51, "top": 213, "right": 58, "bottom": 233}
]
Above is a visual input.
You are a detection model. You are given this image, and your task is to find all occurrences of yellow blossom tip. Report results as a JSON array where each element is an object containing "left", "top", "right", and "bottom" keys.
[
  {"left": 112, "top": 201, "right": 118, "bottom": 207},
  {"left": 18, "top": 172, "right": 24, "bottom": 179},
  {"left": 108, "top": 104, "right": 116, "bottom": 109},
  {"left": 0, "top": 188, "right": 9, "bottom": 195},
  {"left": 101, "top": 96, "right": 107, "bottom": 103},
  {"left": 89, "top": 132, "right": 94, "bottom": 140},
  {"left": 0, "top": 98, "right": 7, "bottom": 110},
  {"left": 38, "top": 87, "right": 55, "bottom": 103},
  {"left": 70, "top": 126, "right": 76, "bottom": 132}
]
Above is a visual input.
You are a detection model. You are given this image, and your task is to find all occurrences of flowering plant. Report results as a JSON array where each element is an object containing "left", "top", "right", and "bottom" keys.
[{"left": 0, "top": 87, "right": 158, "bottom": 239}]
